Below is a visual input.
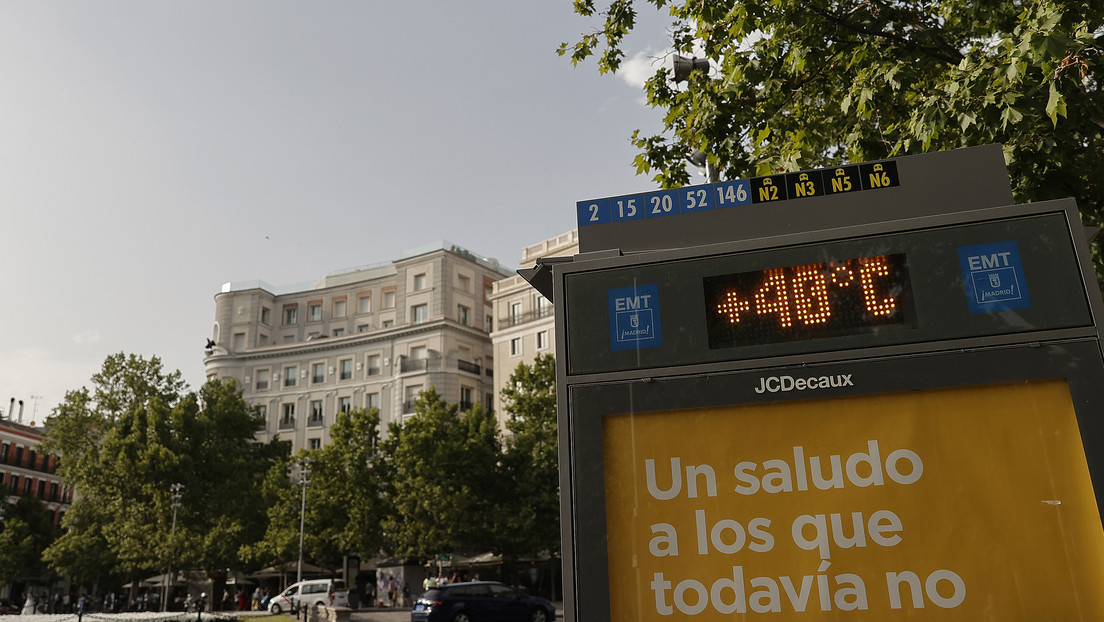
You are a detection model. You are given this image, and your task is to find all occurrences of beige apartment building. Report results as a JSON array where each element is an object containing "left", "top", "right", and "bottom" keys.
[
  {"left": 204, "top": 242, "right": 513, "bottom": 452},
  {"left": 489, "top": 229, "right": 578, "bottom": 429}
]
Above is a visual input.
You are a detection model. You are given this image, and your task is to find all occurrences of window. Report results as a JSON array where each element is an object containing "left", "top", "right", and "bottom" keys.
[
  {"left": 281, "top": 403, "right": 296, "bottom": 426},
  {"left": 333, "top": 327, "right": 345, "bottom": 337},
  {"left": 308, "top": 438, "right": 322, "bottom": 450},
  {"left": 232, "top": 332, "right": 246, "bottom": 353},
  {"left": 256, "top": 404, "right": 267, "bottom": 420},
  {"left": 9, "top": 475, "right": 18, "bottom": 494},
  {"left": 538, "top": 296, "right": 552, "bottom": 317},
  {"left": 412, "top": 303, "right": 428, "bottom": 324},
  {"left": 367, "top": 392, "right": 380, "bottom": 412},
  {"left": 311, "top": 362, "right": 326, "bottom": 384},
  {"left": 458, "top": 274, "right": 471, "bottom": 292},
  {"left": 383, "top": 319, "right": 394, "bottom": 328},
  {"left": 338, "top": 396, "right": 351, "bottom": 414},
  {"left": 460, "top": 386, "right": 473, "bottom": 411},
  {"left": 510, "top": 301, "right": 523, "bottom": 324},
  {"left": 261, "top": 307, "right": 272, "bottom": 325},
  {"left": 256, "top": 369, "right": 270, "bottom": 391},
  {"left": 358, "top": 324, "right": 371, "bottom": 333},
  {"left": 308, "top": 302, "right": 322, "bottom": 322},
  {"left": 284, "top": 366, "right": 298, "bottom": 387},
  {"left": 510, "top": 337, "right": 523, "bottom": 356},
  {"left": 367, "top": 354, "right": 381, "bottom": 375},
  {"left": 414, "top": 273, "right": 427, "bottom": 290},
  {"left": 537, "top": 330, "right": 550, "bottom": 350},
  {"left": 457, "top": 304, "right": 470, "bottom": 326},
  {"left": 486, "top": 314, "right": 494, "bottom": 332},
  {"left": 333, "top": 298, "right": 347, "bottom": 318},
  {"left": 404, "top": 384, "right": 423, "bottom": 412},
  {"left": 358, "top": 293, "right": 372, "bottom": 313},
  {"left": 283, "top": 304, "right": 298, "bottom": 325},
  {"left": 339, "top": 358, "right": 353, "bottom": 380},
  {"left": 411, "top": 345, "right": 426, "bottom": 360},
  {"left": 383, "top": 290, "right": 396, "bottom": 309},
  {"left": 309, "top": 400, "right": 323, "bottom": 425}
]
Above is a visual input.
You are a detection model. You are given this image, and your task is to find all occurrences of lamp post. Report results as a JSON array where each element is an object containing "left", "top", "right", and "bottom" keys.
[
  {"left": 295, "top": 458, "right": 313, "bottom": 585},
  {"left": 163, "top": 483, "right": 184, "bottom": 612}
]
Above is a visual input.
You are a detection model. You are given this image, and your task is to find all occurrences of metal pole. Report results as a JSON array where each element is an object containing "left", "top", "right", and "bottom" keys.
[
  {"left": 296, "top": 459, "right": 311, "bottom": 585},
  {"left": 163, "top": 483, "right": 184, "bottom": 612},
  {"left": 297, "top": 476, "right": 307, "bottom": 584}
]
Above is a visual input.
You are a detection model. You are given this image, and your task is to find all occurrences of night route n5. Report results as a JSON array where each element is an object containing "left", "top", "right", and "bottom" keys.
[{"left": 704, "top": 253, "right": 917, "bottom": 348}]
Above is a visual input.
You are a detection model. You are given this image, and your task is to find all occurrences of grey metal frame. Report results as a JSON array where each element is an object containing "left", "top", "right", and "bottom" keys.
[{"left": 552, "top": 199, "right": 1104, "bottom": 621}]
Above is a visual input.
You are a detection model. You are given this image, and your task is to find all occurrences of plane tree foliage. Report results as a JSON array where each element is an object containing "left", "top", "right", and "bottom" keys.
[
  {"left": 380, "top": 387, "right": 504, "bottom": 560},
  {"left": 41, "top": 353, "right": 283, "bottom": 586},
  {"left": 498, "top": 354, "right": 560, "bottom": 558},
  {"left": 0, "top": 489, "right": 58, "bottom": 586},
  {"left": 559, "top": 0, "right": 1104, "bottom": 276},
  {"left": 309, "top": 406, "right": 390, "bottom": 562},
  {"left": 243, "top": 407, "right": 390, "bottom": 572}
]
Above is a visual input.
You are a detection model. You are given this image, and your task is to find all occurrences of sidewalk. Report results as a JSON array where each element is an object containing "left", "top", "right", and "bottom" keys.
[{"left": 348, "top": 603, "right": 563, "bottom": 621}]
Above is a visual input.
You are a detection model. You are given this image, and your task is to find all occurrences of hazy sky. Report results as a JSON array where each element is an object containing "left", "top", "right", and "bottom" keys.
[{"left": 0, "top": 2, "right": 681, "bottom": 421}]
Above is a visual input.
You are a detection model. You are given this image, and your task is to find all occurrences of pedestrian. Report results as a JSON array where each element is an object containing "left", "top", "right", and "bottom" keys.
[
  {"left": 252, "top": 586, "right": 263, "bottom": 610},
  {"left": 20, "top": 592, "right": 36, "bottom": 616},
  {"left": 402, "top": 583, "right": 411, "bottom": 607}
]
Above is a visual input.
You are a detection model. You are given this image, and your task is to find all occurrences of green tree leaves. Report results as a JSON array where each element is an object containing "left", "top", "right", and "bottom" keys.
[
  {"left": 381, "top": 388, "right": 503, "bottom": 560},
  {"left": 33, "top": 353, "right": 563, "bottom": 584},
  {"left": 41, "top": 354, "right": 281, "bottom": 584},
  {"left": 500, "top": 354, "right": 560, "bottom": 558},
  {"left": 558, "top": 0, "right": 1104, "bottom": 261}
]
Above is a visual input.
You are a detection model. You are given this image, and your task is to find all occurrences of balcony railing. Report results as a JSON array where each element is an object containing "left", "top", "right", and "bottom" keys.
[
  {"left": 457, "top": 359, "right": 482, "bottom": 375},
  {"left": 278, "top": 418, "right": 296, "bottom": 431},
  {"left": 499, "top": 306, "right": 553, "bottom": 329},
  {"left": 400, "top": 357, "right": 433, "bottom": 373}
]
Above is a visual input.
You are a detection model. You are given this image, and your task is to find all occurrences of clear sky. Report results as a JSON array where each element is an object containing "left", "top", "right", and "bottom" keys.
[{"left": 0, "top": 2, "right": 683, "bottom": 421}]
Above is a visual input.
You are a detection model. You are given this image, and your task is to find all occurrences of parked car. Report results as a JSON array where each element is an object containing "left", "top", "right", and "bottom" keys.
[
  {"left": 269, "top": 578, "right": 349, "bottom": 614},
  {"left": 411, "top": 581, "right": 555, "bottom": 622}
]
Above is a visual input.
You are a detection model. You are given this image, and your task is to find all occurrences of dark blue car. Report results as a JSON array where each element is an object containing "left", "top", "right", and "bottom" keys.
[{"left": 410, "top": 581, "right": 555, "bottom": 622}]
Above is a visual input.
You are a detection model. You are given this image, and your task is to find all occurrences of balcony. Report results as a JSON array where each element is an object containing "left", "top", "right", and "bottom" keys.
[
  {"left": 457, "top": 359, "right": 482, "bottom": 375},
  {"left": 400, "top": 357, "right": 434, "bottom": 373},
  {"left": 278, "top": 418, "right": 296, "bottom": 431},
  {"left": 499, "top": 306, "right": 553, "bottom": 329}
]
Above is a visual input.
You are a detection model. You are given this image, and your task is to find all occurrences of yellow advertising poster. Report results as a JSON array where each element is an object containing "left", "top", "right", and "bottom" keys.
[{"left": 603, "top": 379, "right": 1104, "bottom": 620}]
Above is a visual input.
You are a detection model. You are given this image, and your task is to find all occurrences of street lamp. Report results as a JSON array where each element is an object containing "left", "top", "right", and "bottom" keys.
[
  {"left": 295, "top": 459, "right": 313, "bottom": 585},
  {"left": 163, "top": 483, "right": 184, "bottom": 612}
]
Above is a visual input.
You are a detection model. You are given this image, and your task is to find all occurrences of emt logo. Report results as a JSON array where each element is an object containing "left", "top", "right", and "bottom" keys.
[{"left": 608, "top": 283, "right": 663, "bottom": 351}]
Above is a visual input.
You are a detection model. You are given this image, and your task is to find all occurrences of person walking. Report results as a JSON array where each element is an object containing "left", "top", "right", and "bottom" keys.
[{"left": 20, "top": 592, "right": 36, "bottom": 615}]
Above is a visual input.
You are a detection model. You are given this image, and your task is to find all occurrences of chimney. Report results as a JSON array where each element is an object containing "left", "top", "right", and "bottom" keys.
[
  {"left": 18, "top": 400, "right": 25, "bottom": 423},
  {"left": 8, "top": 398, "right": 13, "bottom": 421}
]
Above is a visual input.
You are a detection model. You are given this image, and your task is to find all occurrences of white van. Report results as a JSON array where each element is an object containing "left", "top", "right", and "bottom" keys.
[{"left": 269, "top": 578, "right": 349, "bottom": 613}]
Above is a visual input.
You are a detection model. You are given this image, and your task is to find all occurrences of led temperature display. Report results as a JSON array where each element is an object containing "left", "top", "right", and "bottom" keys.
[{"left": 704, "top": 253, "right": 917, "bottom": 348}]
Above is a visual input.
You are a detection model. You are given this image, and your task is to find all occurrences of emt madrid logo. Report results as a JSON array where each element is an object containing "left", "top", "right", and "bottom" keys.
[
  {"left": 608, "top": 283, "right": 663, "bottom": 351},
  {"left": 957, "top": 240, "right": 1032, "bottom": 314}
]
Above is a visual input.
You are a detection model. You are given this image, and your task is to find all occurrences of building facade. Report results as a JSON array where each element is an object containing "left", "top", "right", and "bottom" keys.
[
  {"left": 489, "top": 229, "right": 578, "bottom": 429},
  {"left": 1, "top": 418, "right": 72, "bottom": 527},
  {"left": 204, "top": 242, "right": 513, "bottom": 452}
]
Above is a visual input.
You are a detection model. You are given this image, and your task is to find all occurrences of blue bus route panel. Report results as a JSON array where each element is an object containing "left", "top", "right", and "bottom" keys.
[{"left": 576, "top": 160, "right": 899, "bottom": 228}]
